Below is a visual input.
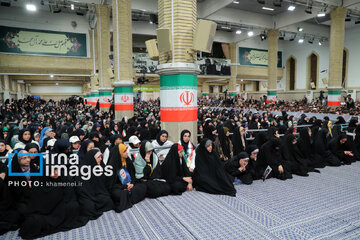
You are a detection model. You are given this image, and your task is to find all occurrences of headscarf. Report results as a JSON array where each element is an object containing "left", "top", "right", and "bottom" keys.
[
  {"left": 39, "top": 126, "right": 51, "bottom": 147},
  {"left": 118, "top": 144, "right": 128, "bottom": 167},
  {"left": 156, "top": 130, "right": 168, "bottom": 146},
  {"left": 77, "top": 140, "right": 93, "bottom": 163},
  {"left": 18, "top": 129, "right": 32, "bottom": 145}
]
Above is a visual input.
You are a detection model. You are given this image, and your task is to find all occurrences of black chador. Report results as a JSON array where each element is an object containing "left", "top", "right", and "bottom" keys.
[
  {"left": 193, "top": 139, "right": 236, "bottom": 196},
  {"left": 108, "top": 144, "right": 147, "bottom": 212},
  {"left": 161, "top": 144, "right": 191, "bottom": 195}
]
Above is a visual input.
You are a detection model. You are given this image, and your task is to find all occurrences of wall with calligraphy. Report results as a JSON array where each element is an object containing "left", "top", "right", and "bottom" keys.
[
  {"left": 0, "top": 26, "right": 87, "bottom": 57},
  {"left": 0, "top": 7, "right": 90, "bottom": 57}
]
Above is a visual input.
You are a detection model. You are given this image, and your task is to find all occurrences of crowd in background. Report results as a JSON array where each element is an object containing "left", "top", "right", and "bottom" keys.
[{"left": 0, "top": 95, "right": 359, "bottom": 239}]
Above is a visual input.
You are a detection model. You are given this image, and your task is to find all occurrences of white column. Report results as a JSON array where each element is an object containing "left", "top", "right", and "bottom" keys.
[{"left": 3, "top": 75, "right": 10, "bottom": 101}]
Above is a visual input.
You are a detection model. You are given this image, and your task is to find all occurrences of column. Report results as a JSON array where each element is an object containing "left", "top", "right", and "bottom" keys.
[
  {"left": 213, "top": 85, "right": 219, "bottom": 98},
  {"left": 90, "top": 76, "right": 99, "bottom": 106},
  {"left": 89, "top": 28, "right": 99, "bottom": 107},
  {"left": 267, "top": 29, "right": 278, "bottom": 103},
  {"left": 157, "top": 0, "right": 199, "bottom": 143},
  {"left": 328, "top": 7, "right": 347, "bottom": 107},
  {"left": 17, "top": 80, "right": 23, "bottom": 100},
  {"left": 3, "top": 75, "right": 10, "bottom": 101},
  {"left": 112, "top": 0, "right": 134, "bottom": 121},
  {"left": 26, "top": 84, "right": 31, "bottom": 97},
  {"left": 202, "top": 82, "right": 209, "bottom": 97},
  {"left": 96, "top": 5, "right": 112, "bottom": 111},
  {"left": 229, "top": 42, "right": 237, "bottom": 97}
]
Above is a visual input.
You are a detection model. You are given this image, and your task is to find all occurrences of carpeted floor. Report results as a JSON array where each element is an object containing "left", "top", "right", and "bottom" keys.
[{"left": 2, "top": 162, "right": 360, "bottom": 240}]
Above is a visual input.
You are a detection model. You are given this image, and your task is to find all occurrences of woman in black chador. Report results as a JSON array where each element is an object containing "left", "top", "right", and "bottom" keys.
[
  {"left": 108, "top": 143, "right": 147, "bottom": 212},
  {"left": 161, "top": 143, "right": 193, "bottom": 195},
  {"left": 0, "top": 162, "right": 20, "bottom": 235},
  {"left": 314, "top": 128, "right": 341, "bottom": 166},
  {"left": 328, "top": 133, "right": 356, "bottom": 165},
  {"left": 281, "top": 134, "right": 310, "bottom": 176},
  {"left": 257, "top": 138, "right": 292, "bottom": 180},
  {"left": 76, "top": 149, "right": 114, "bottom": 220},
  {"left": 193, "top": 139, "right": 236, "bottom": 196},
  {"left": 297, "top": 127, "right": 325, "bottom": 168}
]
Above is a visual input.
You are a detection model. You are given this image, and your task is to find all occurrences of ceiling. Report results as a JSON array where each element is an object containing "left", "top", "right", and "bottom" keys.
[{"left": 228, "top": 0, "right": 292, "bottom": 16}]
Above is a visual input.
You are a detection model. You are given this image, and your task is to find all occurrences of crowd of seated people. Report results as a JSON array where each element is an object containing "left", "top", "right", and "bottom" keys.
[{"left": 0, "top": 96, "right": 359, "bottom": 238}]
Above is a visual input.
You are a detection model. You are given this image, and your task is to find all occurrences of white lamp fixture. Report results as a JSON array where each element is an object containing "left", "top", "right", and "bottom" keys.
[
  {"left": 236, "top": 30, "right": 242, "bottom": 35},
  {"left": 262, "top": 7, "right": 274, "bottom": 11},
  {"left": 298, "top": 27, "right": 304, "bottom": 32},
  {"left": 298, "top": 38, "right": 304, "bottom": 43},
  {"left": 288, "top": 5, "right": 296, "bottom": 11},
  {"left": 318, "top": 41, "right": 322, "bottom": 46},
  {"left": 26, "top": 3, "right": 36, "bottom": 11},
  {"left": 71, "top": 4, "right": 74, "bottom": 10},
  {"left": 247, "top": 31, "right": 254, "bottom": 37},
  {"left": 317, "top": 12, "right": 326, "bottom": 17},
  {"left": 50, "top": 74, "right": 54, "bottom": 78},
  {"left": 233, "top": 0, "right": 240, "bottom": 4}
]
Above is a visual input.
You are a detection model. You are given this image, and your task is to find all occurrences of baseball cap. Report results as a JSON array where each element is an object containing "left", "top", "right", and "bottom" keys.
[
  {"left": 129, "top": 136, "right": 141, "bottom": 145},
  {"left": 69, "top": 136, "right": 81, "bottom": 143}
]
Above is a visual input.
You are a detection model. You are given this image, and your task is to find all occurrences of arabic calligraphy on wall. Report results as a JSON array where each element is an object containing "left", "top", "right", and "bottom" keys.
[
  {"left": 239, "top": 47, "right": 282, "bottom": 68},
  {"left": 0, "top": 26, "right": 87, "bottom": 57}
]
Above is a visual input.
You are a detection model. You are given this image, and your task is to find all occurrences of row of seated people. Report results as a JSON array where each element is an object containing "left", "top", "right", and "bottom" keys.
[{"left": 1, "top": 123, "right": 360, "bottom": 238}]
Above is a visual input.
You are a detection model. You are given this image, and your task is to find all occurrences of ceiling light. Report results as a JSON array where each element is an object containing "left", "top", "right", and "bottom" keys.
[
  {"left": 262, "top": 7, "right": 274, "bottom": 11},
  {"left": 260, "top": 33, "right": 267, "bottom": 41},
  {"left": 26, "top": 3, "right": 36, "bottom": 11},
  {"left": 257, "top": 0, "right": 265, "bottom": 4},
  {"left": 149, "top": 20, "right": 153, "bottom": 24},
  {"left": 71, "top": 4, "right": 74, "bottom": 10},
  {"left": 298, "top": 38, "right": 304, "bottom": 43},
  {"left": 56, "top": 83, "right": 59, "bottom": 86},
  {"left": 233, "top": 0, "right": 240, "bottom": 3},
  {"left": 236, "top": 30, "right": 242, "bottom": 35},
  {"left": 318, "top": 41, "right": 322, "bottom": 46},
  {"left": 273, "top": 0, "right": 282, "bottom": 7},
  {"left": 50, "top": 75, "right": 54, "bottom": 78},
  {"left": 317, "top": 12, "right": 326, "bottom": 17},
  {"left": 248, "top": 31, "right": 254, "bottom": 37},
  {"left": 298, "top": 27, "right": 303, "bottom": 32},
  {"left": 221, "top": 26, "right": 231, "bottom": 30},
  {"left": 288, "top": 5, "right": 296, "bottom": 11},
  {"left": 305, "top": 6, "right": 312, "bottom": 14}
]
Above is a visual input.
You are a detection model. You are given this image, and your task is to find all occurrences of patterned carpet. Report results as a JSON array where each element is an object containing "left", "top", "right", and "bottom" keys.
[{"left": 2, "top": 162, "right": 360, "bottom": 240}]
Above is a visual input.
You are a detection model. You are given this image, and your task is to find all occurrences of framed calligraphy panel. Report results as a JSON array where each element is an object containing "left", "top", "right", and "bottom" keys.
[
  {"left": 239, "top": 47, "right": 282, "bottom": 68},
  {"left": 0, "top": 26, "right": 87, "bottom": 57}
]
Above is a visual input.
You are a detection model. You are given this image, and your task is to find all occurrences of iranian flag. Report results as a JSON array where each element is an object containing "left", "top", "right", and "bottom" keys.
[{"left": 122, "top": 129, "right": 126, "bottom": 138}]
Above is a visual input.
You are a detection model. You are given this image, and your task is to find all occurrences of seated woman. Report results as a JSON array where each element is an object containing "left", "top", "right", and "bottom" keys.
[
  {"left": 108, "top": 144, "right": 147, "bottom": 212},
  {"left": 225, "top": 152, "right": 253, "bottom": 185},
  {"left": 17, "top": 163, "right": 88, "bottom": 239},
  {"left": 134, "top": 141, "right": 171, "bottom": 198},
  {"left": 214, "top": 126, "right": 233, "bottom": 162},
  {"left": 281, "top": 134, "right": 310, "bottom": 176},
  {"left": 257, "top": 138, "right": 292, "bottom": 180},
  {"left": 76, "top": 149, "right": 114, "bottom": 220},
  {"left": 232, "top": 126, "right": 247, "bottom": 156},
  {"left": 328, "top": 133, "right": 356, "bottom": 165},
  {"left": 314, "top": 129, "right": 341, "bottom": 166},
  {"left": 0, "top": 162, "right": 20, "bottom": 235},
  {"left": 77, "top": 140, "right": 95, "bottom": 163},
  {"left": 0, "top": 140, "right": 12, "bottom": 161},
  {"left": 245, "top": 145, "right": 263, "bottom": 180},
  {"left": 14, "top": 129, "right": 39, "bottom": 150},
  {"left": 178, "top": 130, "right": 196, "bottom": 172},
  {"left": 103, "top": 134, "right": 122, "bottom": 165},
  {"left": 161, "top": 144, "right": 193, "bottom": 195},
  {"left": 193, "top": 139, "right": 236, "bottom": 196},
  {"left": 24, "top": 143, "right": 40, "bottom": 167},
  {"left": 152, "top": 130, "right": 173, "bottom": 163}
]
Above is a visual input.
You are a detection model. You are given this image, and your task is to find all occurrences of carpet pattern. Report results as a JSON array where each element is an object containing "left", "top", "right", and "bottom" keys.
[{"left": 1, "top": 162, "right": 360, "bottom": 240}]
